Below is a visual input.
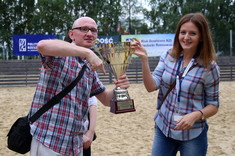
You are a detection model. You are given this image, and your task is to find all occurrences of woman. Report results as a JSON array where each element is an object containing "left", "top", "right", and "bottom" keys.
[
  {"left": 132, "top": 13, "right": 220, "bottom": 156},
  {"left": 83, "top": 96, "right": 97, "bottom": 156}
]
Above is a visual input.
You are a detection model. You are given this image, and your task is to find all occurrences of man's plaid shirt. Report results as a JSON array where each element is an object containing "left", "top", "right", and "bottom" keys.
[{"left": 29, "top": 55, "right": 105, "bottom": 155}]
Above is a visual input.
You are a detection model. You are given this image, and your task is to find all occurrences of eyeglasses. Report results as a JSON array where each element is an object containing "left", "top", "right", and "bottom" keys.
[{"left": 72, "top": 26, "right": 98, "bottom": 35}]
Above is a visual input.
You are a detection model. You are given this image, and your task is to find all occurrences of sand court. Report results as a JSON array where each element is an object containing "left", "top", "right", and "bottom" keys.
[{"left": 0, "top": 81, "right": 234, "bottom": 156}]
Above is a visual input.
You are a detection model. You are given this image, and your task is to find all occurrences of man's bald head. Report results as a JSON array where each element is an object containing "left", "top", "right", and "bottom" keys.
[{"left": 72, "top": 17, "right": 97, "bottom": 29}]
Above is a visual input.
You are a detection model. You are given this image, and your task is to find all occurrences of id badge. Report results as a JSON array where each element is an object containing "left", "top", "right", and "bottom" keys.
[{"left": 173, "top": 113, "right": 183, "bottom": 122}]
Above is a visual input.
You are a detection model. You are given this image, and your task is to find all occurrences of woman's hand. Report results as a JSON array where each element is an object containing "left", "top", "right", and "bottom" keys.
[
  {"left": 174, "top": 111, "right": 202, "bottom": 130},
  {"left": 83, "top": 130, "right": 95, "bottom": 149},
  {"left": 83, "top": 131, "right": 94, "bottom": 149},
  {"left": 131, "top": 38, "right": 148, "bottom": 60}
]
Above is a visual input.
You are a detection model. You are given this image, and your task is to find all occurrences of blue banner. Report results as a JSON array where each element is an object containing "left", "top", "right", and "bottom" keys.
[
  {"left": 13, "top": 34, "right": 56, "bottom": 56},
  {"left": 97, "top": 35, "right": 120, "bottom": 44}
]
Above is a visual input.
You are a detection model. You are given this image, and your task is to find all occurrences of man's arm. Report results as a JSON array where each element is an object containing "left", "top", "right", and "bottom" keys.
[
  {"left": 95, "top": 90, "right": 113, "bottom": 107},
  {"left": 37, "top": 39, "right": 92, "bottom": 57},
  {"left": 37, "top": 39, "right": 105, "bottom": 73},
  {"left": 96, "top": 74, "right": 130, "bottom": 106}
]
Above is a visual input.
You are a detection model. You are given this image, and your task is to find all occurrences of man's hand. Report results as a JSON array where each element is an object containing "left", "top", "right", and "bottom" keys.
[
  {"left": 86, "top": 51, "right": 106, "bottom": 74},
  {"left": 113, "top": 74, "right": 130, "bottom": 89}
]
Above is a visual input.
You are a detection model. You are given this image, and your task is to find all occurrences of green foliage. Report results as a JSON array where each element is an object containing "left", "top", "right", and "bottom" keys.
[
  {"left": 0, "top": 0, "right": 234, "bottom": 59},
  {"left": 144, "top": 0, "right": 235, "bottom": 55},
  {"left": 0, "top": 0, "right": 127, "bottom": 59}
]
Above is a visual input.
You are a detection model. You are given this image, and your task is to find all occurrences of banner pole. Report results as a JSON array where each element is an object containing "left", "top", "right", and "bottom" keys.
[{"left": 230, "top": 30, "right": 233, "bottom": 56}]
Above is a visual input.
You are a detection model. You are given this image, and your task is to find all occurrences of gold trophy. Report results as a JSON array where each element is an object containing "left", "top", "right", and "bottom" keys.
[{"left": 93, "top": 41, "right": 135, "bottom": 114}]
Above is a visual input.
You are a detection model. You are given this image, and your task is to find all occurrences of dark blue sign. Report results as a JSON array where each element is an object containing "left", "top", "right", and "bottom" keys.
[
  {"left": 97, "top": 35, "right": 120, "bottom": 44},
  {"left": 13, "top": 34, "right": 56, "bottom": 56}
]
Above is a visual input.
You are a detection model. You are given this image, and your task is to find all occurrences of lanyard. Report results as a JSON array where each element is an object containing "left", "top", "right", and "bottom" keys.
[{"left": 176, "top": 56, "right": 195, "bottom": 103}]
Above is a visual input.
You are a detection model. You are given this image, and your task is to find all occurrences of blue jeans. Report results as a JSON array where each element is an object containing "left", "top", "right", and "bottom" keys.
[{"left": 151, "top": 126, "right": 208, "bottom": 156}]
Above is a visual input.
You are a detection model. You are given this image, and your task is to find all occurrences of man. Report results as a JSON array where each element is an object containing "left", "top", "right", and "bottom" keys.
[
  {"left": 63, "top": 33, "right": 98, "bottom": 155},
  {"left": 29, "top": 17, "right": 129, "bottom": 156}
]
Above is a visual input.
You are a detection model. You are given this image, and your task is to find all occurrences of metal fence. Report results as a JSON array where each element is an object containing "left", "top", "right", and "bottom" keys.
[{"left": 0, "top": 57, "right": 234, "bottom": 87}]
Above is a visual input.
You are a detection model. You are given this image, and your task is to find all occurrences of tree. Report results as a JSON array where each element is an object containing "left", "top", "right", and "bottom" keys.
[
  {"left": 0, "top": 0, "right": 36, "bottom": 59},
  {"left": 143, "top": 0, "right": 235, "bottom": 56},
  {"left": 0, "top": 0, "right": 14, "bottom": 59},
  {"left": 120, "top": 0, "right": 149, "bottom": 34},
  {"left": 94, "top": 0, "right": 122, "bottom": 35},
  {"left": 1, "top": 0, "right": 234, "bottom": 58},
  {"left": 206, "top": 0, "right": 235, "bottom": 55},
  {"left": 32, "top": 0, "right": 73, "bottom": 34}
]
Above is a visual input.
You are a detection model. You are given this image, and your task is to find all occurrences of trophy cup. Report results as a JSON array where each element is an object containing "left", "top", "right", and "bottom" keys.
[{"left": 93, "top": 41, "right": 135, "bottom": 114}]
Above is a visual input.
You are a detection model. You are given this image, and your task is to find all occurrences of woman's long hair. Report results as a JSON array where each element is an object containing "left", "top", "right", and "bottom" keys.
[{"left": 171, "top": 12, "right": 216, "bottom": 67}]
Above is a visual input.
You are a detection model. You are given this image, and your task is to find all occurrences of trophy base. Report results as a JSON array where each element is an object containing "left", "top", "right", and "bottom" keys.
[{"left": 110, "top": 99, "right": 135, "bottom": 114}]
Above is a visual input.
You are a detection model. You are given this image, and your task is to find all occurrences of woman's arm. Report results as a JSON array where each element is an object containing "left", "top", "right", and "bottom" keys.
[
  {"left": 131, "top": 39, "right": 157, "bottom": 92},
  {"left": 83, "top": 105, "right": 97, "bottom": 149},
  {"left": 174, "top": 105, "right": 218, "bottom": 130}
]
